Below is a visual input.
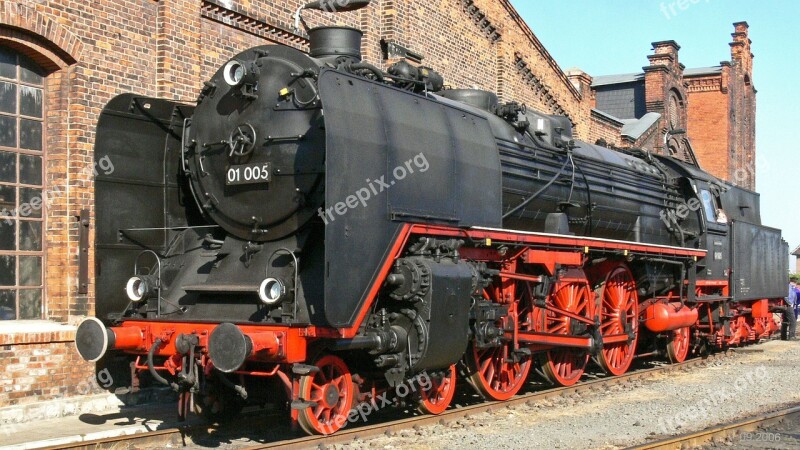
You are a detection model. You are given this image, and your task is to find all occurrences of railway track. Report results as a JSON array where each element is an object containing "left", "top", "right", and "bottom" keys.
[
  {"left": 38, "top": 353, "right": 727, "bottom": 450},
  {"left": 630, "top": 404, "right": 800, "bottom": 450}
]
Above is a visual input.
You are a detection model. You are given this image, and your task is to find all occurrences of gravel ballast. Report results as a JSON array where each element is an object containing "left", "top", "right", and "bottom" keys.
[{"left": 344, "top": 340, "right": 800, "bottom": 450}]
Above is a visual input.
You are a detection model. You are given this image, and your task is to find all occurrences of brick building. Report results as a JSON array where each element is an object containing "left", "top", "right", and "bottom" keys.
[
  {"left": 570, "top": 22, "right": 757, "bottom": 190},
  {"left": 0, "top": 0, "right": 756, "bottom": 422}
]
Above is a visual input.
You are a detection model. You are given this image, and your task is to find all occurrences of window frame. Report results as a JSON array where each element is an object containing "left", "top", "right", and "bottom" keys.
[{"left": 0, "top": 47, "right": 47, "bottom": 321}]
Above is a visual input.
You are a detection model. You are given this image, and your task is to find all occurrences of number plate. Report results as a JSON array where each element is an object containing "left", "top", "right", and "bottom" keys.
[{"left": 226, "top": 162, "right": 271, "bottom": 186}]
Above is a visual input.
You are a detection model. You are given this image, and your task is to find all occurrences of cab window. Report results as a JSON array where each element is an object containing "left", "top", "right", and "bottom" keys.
[{"left": 700, "top": 189, "right": 717, "bottom": 222}]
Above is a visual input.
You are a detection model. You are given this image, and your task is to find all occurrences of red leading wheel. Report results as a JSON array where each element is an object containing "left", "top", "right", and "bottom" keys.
[
  {"left": 595, "top": 265, "right": 639, "bottom": 376},
  {"left": 535, "top": 275, "right": 595, "bottom": 386},
  {"left": 666, "top": 326, "right": 690, "bottom": 363},
  {"left": 418, "top": 365, "right": 457, "bottom": 415},
  {"left": 297, "top": 355, "right": 355, "bottom": 435}
]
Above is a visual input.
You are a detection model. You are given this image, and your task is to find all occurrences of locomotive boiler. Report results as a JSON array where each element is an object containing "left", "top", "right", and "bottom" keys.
[{"left": 75, "top": 0, "right": 791, "bottom": 435}]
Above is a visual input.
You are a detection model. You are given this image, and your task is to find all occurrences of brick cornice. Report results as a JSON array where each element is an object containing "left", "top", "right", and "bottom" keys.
[
  {"left": 643, "top": 65, "right": 670, "bottom": 74},
  {"left": 0, "top": 1, "right": 82, "bottom": 67},
  {"left": 515, "top": 53, "right": 568, "bottom": 118},
  {"left": 201, "top": 0, "right": 307, "bottom": 46},
  {"left": 462, "top": 0, "right": 502, "bottom": 43}
]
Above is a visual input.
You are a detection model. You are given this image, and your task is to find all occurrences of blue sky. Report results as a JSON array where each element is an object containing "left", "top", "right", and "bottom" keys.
[{"left": 511, "top": 0, "right": 800, "bottom": 265}]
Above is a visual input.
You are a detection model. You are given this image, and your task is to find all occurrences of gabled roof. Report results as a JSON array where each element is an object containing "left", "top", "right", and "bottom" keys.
[
  {"left": 792, "top": 245, "right": 800, "bottom": 256},
  {"left": 591, "top": 73, "right": 645, "bottom": 87},
  {"left": 592, "top": 66, "right": 723, "bottom": 88},
  {"left": 621, "top": 112, "right": 661, "bottom": 140}
]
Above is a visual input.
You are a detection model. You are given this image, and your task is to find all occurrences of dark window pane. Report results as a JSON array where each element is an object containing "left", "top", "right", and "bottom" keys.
[
  {"left": 19, "top": 55, "right": 43, "bottom": 86},
  {"left": 19, "top": 119, "right": 41, "bottom": 150},
  {"left": 19, "top": 188, "right": 42, "bottom": 218},
  {"left": 0, "top": 289, "right": 15, "bottom": 320},
  {"left": 19, "top": 155, "right": 41, "bottom": 185},
  {"left": 0, "top": 219, "right": 14, "bottom": 250},
  {"left": 19, "top": 256, "right": 40, "bottom": 289},
  {"left": 0, "top": 115, "right": 15, "bottom": 147},
  {"left": 0, "top": 82, "right": 16, "bottom": 114},
  {"left": 0, "top": 48, "right": 14, "bottom": 80},
  {"left": 0, "top": 254, "right": 15, "bottom": 285},
  {"left": 20, "top": 86, "right": 42, "bottom": 118},
  {"left": 0, "top": 185, "right": 15, "bottom": 214},
  {"left": 0, "top": 151, "right": 15, "bottom": 182},
  {"left": 19, "top": 220, "right": 40, "bottom": 251},
  {"left": 18, "top": 289, "right": 41, "bottom": 319},
  {"left": 19, "top": 256, "right": 41, "bottom": 286}
]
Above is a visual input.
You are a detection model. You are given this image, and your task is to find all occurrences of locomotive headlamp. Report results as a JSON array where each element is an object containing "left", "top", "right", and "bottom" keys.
[
  {"left": 223, "top": 60, "right": 246, "bottom": 86},
  {"left": 125, "top": 275, "right": 157, "bottom": 303},
  {"left": 223, "top": 59, "right": 260, "bottom": 88},
  {"left": 259, "top": 278, "right": 286, "bottom": 305}
]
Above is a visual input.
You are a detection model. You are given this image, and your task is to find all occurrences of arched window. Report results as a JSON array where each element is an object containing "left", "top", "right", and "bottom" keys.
[
  {"left": 0, "top": 46, "right": 45, "bottom": 320},
  {"left": 668, "top": 90, "right": 683, "bottom": 130}
]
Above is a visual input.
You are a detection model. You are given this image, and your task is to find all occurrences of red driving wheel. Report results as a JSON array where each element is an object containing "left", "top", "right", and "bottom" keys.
[
  {"left": 535, "top": 276, "right": 595, "bottom": 386},
  {"left": 595, "top": 264, "right": 639, "bottom": 376}
]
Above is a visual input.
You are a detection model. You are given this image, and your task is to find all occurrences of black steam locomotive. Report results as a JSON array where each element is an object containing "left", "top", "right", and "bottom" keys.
[{"left": 75, "top": 0, "right": 790, "bottom": 435}]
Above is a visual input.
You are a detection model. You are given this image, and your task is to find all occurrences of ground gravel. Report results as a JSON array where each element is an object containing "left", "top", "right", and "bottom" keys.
[{"left": 340, "top": 339, "right": 800, "bottom": 450}]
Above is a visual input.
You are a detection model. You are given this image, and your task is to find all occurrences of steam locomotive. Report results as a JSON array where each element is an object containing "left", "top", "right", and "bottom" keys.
[{"left": 75, "top": 0, "right": 791, "bottom": 435}]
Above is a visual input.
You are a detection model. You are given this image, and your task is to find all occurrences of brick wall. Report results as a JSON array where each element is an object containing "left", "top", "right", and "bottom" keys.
[
  {"left": 687, "top": 80, "right": 730, "bottom": 180},
  {"left": 589, "top": 111, "right": 624, "bottom": 148},
  {"left": 0, "top": 329, "right": 87, "bottom": 406},
  {"left": 686, "top": 23, "right": 756, "bottom": 190}
]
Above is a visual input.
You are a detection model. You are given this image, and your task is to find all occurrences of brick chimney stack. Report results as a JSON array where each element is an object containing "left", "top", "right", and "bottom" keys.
[
  {"left": 730, "top": 21, "right": 753, "bottom": 75},
  {"left": 643, "top": 40, "right": 688, "bottom": 155},
  {"left": 565, "top": 68, "right": 593, "bottom": 98}
]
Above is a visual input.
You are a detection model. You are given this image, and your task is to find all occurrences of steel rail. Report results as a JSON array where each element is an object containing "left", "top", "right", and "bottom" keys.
[
  {"left": 628, "top": 404, "right": 800, "bottom": 450},
  {"left": 244, "top": 353, "right": 726, "bottom": 450},
  {"left": 38, "top": 353, "right": 727, "bottom": 450}
]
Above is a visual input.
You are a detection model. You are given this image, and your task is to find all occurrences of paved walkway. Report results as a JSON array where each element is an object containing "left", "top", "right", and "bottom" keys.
[{"left": 0, "top": 402, "right": 199, "bottom": 449}]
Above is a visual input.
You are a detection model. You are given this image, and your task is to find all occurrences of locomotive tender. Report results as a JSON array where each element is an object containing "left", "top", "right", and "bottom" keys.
[{"left": 75, "top": 0, "right": 791, "bottom": 435}]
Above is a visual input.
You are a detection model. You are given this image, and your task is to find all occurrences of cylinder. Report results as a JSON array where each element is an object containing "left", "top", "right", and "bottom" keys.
[{"left": 644, "top": 302, "right": 698, "bottom": 332}]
